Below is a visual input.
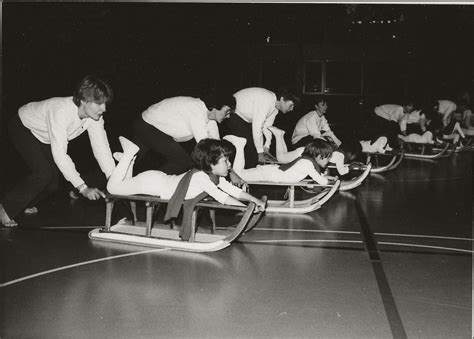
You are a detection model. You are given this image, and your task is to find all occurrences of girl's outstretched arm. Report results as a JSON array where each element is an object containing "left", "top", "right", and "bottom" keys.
[{"left": 237, "top": 191, "right": 266, "bottom": 212}]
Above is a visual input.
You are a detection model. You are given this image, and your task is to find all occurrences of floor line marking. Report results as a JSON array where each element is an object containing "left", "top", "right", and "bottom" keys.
[
  {"left": 248, "top": 228, "right": 360, "bottom": 234},
  {"left": 413, "top": 297, "right": 471, "bottom": 310},
  {"left": 0, "top": 248, "right": 169, "bottom": 288},
  {"left": 247, "top": 239, "right": 363, "bottom": 244},
  {"left": 378, "top": 242, "right": 473, "bottom": 254},
  {"left": 37, "top": 227, "right": 472, "bottom": 242},
  {"left": 354, "top": 192, "right": 407, "bottom": 339},
  {"left": 374, "top": 232, "right": 473, "bottom": 241},
  {"left": 385, "top": 176, "right": 466, "bottom": 182},
  {"left": 39, "top": 226, "right": 101, "bottom": 229}
]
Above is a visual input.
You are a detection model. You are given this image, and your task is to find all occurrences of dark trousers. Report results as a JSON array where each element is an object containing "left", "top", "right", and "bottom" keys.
[
  {"left": 366, "top": 115, "right": 401, "bottom": 148},
  {"left": 291, "top": 135, "right": 315, "bottom": 150},
  {"left": 221, "top": 113, "right": 258, "bottom": 168},
  {"left": 3, "top": 115, "right": 61, "bottom": 219},
  {"left": 406, "top": 123, "right": 423, "bottom": 135},
  {"left": 133, "top": 117, "right": 195, "bottom": 175},
  {"left": 292, "top": 135, "right": 342, "bottom": 150}
]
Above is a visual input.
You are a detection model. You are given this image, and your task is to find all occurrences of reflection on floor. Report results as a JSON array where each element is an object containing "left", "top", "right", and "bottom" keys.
[{"left": 1, "top": 152, "right": 472, "bottom": 338}]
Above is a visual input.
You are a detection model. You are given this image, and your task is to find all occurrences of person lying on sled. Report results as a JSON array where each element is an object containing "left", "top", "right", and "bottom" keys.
[
  {"left": 107, "top": 137, "right": 266, "bottom": 240},
  {"left": 223, "top": 134, "right": 333, "bottom": 186},
  {"left": 457, "top": 100, "right": 474, "bottom": 137},
  {"left": 269, "top": 126, "right": 388, "bottom": 176},
  {"left": 398, "top": 106, "right": 461, "bottom": 145}
]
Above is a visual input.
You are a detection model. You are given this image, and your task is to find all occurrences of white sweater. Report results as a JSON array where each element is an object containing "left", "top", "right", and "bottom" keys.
[
  {"left": 374, "top": 104, "right": 405, "bottom": 122},
  {"left": 234, "top": 87, "right": 278, "bottom": 153},
  {"left": 438, "top": 100, "right": 457, "bottom": 116},
  {"left": 18, "top": 97, "right": 115, "bottom": 188},
  {"left": 128, "top": 170, "right": 243, "bottom": 203},
  {"left": 142, "top": 96, "right": 215, "bottom": 142},
  {"left": 399, "top": 110, "right": 424, "bottom": 132},
  {"left": 292, "top": 111, "right": 331, "bottom": 144},
  {"left": 438, "top": 100, "right": 457, "bottom": 126}
]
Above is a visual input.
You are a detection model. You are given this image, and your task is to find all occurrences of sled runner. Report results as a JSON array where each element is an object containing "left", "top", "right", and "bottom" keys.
[
  {"left": 89, "top": 194, "right": 266, "bottom": 252},
  {"left": 244, "top": 179, "right": 340, "bottom": 214}
]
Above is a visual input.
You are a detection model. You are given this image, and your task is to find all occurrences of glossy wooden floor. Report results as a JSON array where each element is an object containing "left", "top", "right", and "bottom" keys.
[{"left": 1, "top": 152, "right": 472, "bottom": 338}]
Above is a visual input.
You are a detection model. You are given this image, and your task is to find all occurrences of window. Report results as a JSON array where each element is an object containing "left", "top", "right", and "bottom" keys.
[
  {"left": 303, "top": 60, "right": 361, "bottom": 95},
  {"left": 303, "top": 61, "right": 323, "bottom": 94}
]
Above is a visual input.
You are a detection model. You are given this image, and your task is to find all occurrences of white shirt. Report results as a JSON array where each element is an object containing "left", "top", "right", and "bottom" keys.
[
  {"left": 374, "top": 104, "right": 405, "bottom": 122},
  {"left": 438, "top": 100, "right": 457, "bottom": 116},
  {"left": 462, "top": 108, "right": 474, "bottom": 128},
  {"left": 292, "top": 110, "right": 331, "bottom": 144},
  {"left": 134, "top": 171, "right": 242, "bottom": 204},
  {"left": 233, "top": 87, "right": 278, "bottom": 153},
  {"left": 374, "top": 104, "right": 405, "bottom": 130},
  {"left": 142, "top": 96, "right": 213, "bottom": 142},
  {"left": 187, "top": 173, "right": 242, "bottom": 203},
  {"left": 240, "top": 158, "right": 328, "bottom": 185},
  {"left": 438, "top": 100, "right": 457, "bottom": 126},
  {"left": 399, "top": 110, "right": 424, "bottom": 132},
  {"left": 18, "top": 97, "right": 115, "bottom": 188}
]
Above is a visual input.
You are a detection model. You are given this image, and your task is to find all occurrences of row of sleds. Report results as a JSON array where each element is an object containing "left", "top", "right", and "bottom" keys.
[{"left": 89, "top": 136, "right": 473, "bottom": 252}]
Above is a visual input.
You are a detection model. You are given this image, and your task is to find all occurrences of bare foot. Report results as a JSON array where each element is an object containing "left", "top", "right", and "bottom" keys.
[
  {"left": 0, "top": 203, "right": 18, "bottom": 227},
  {"left": 24, "top": 207, "right": 38, "bottom": 215}
]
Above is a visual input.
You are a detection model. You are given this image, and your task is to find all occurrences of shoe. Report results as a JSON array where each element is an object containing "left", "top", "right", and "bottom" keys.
[{"left": 24, "top": 206, "right": 38, "bottom": 215}]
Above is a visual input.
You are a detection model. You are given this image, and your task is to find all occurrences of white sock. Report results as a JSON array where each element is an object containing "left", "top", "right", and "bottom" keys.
[
  {"left": 223, "top": 135, "right": 247, "bottom": 147},
  {"left": 118, "top": 136, "right": 140, "bottom": 156}
]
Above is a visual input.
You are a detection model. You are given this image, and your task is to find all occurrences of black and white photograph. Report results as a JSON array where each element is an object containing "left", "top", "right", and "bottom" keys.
[{"left": 0, "top": 1, "right": 472, "bottom": 338}]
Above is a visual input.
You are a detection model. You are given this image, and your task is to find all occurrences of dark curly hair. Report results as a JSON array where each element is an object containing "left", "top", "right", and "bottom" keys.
[
  {"left": 191, "top": 138, "right": 236, "bottom": 172},
  {"left": 277, "top": 87, "right": 300, "bottom": 105},
  {"left": 302, "top": 138, "right": 334, "bottom": 159}
]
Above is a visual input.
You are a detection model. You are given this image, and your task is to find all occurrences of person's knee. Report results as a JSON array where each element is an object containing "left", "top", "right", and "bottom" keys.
[
  {"left": 42, "top": 172, "right": 61, "bottom": 194},
  {"left": 421, "top": 131, "right": 433, "bottom": 143},
  {"left": 106, "top": 182, "right": 119, "bottom": 195}
]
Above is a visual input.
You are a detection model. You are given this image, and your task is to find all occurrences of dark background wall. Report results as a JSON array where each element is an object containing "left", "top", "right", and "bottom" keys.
[{"left": 1, "top": 3, "right": 473, "bottom": 190}]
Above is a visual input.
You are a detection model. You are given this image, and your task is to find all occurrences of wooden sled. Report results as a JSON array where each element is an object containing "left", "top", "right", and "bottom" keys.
[
  {"left": 402, "top": 141, "right": 452, "bottom": 159},
  {"left": 449, "top": 137, "right": 473, "bottom": 153},
  {"left": 337, "top": 163, "right": 372, "bottom": 191},
  {"left": 245, "top": 179, "right": 340, "bottom": 214},
  {"left": 89, "top": 194, "right": 266, "bottom": 252},
  {"left": 325, "top": 163, "right": 372, "bottom": 190},
  {"left": 362, "top": 150, "right": 404, "bottom": 173}
]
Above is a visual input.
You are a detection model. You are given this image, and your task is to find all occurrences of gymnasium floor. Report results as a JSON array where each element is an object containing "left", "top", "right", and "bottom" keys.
[{"left": 1, "top": 152, "right": 472, "bottom": 338}]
